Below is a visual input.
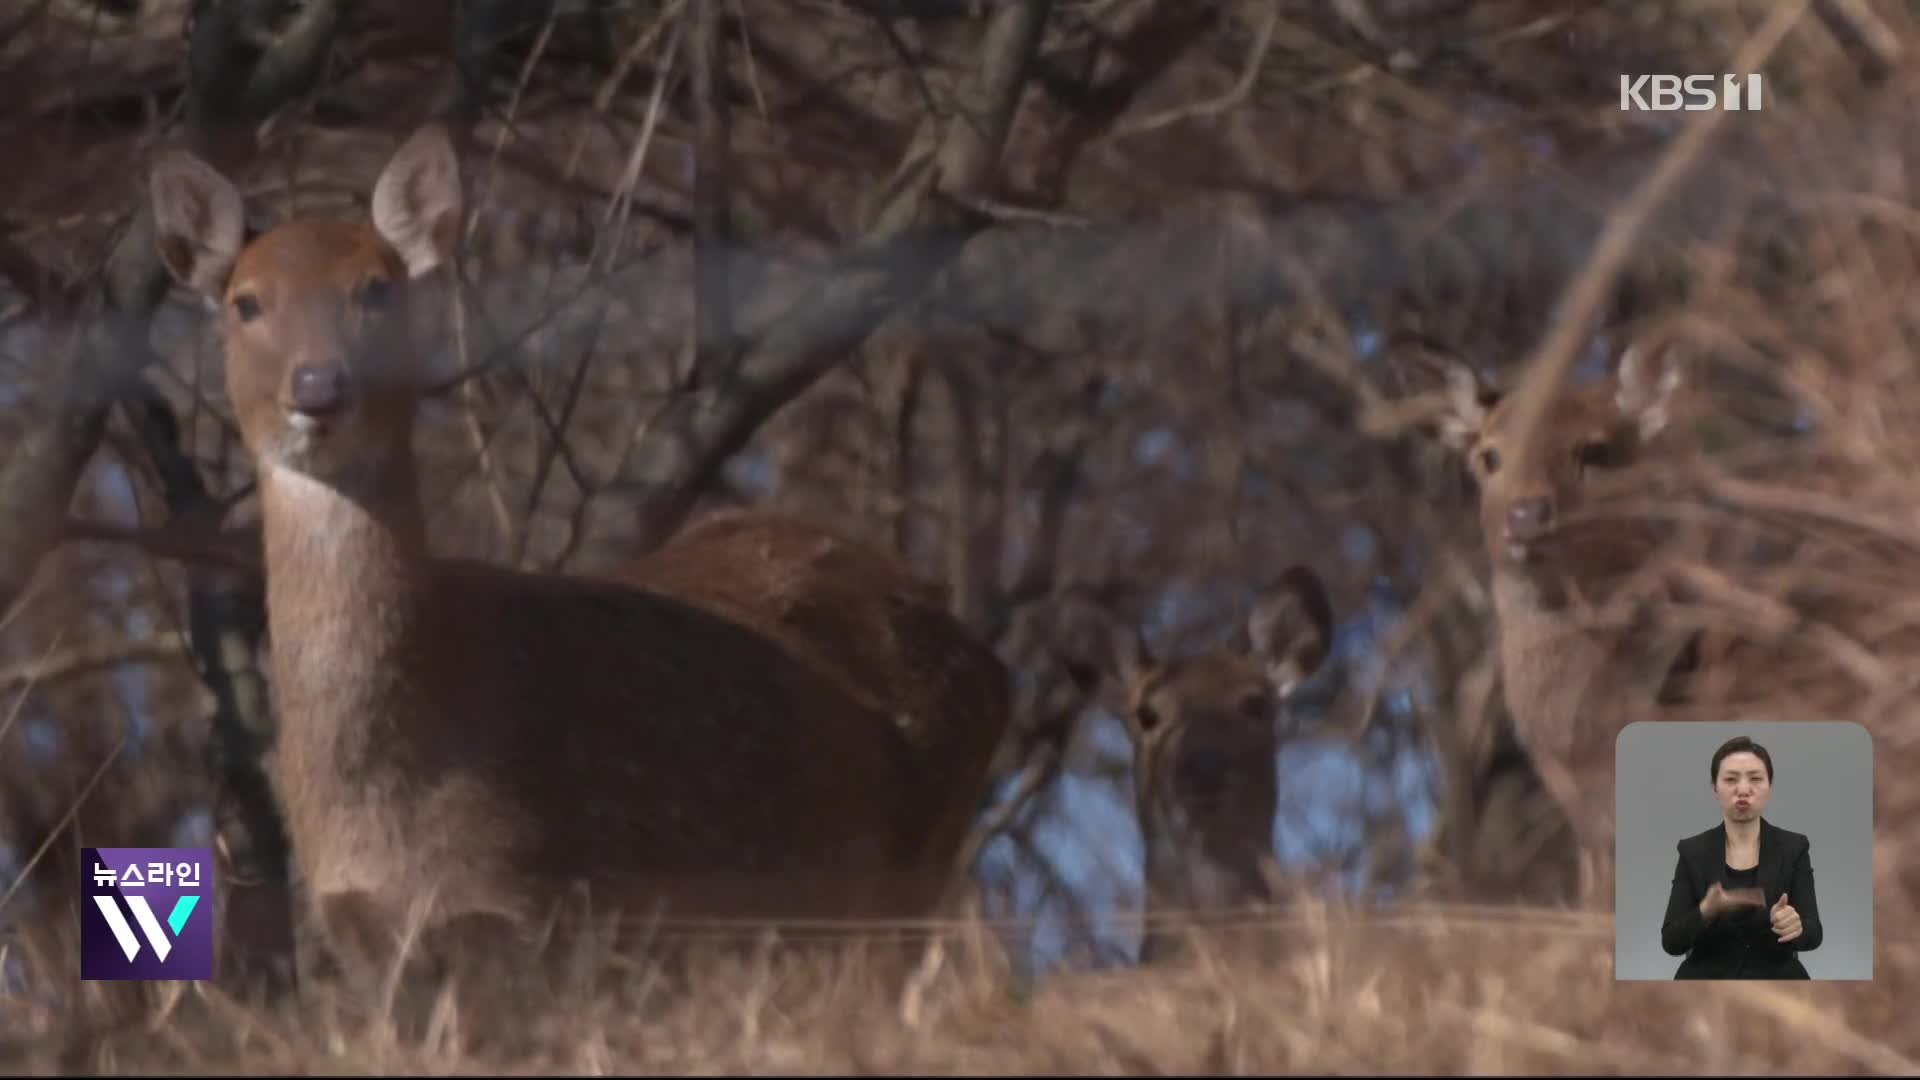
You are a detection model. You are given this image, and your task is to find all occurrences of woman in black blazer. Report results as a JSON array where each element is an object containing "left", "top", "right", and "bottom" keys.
[{"left": 1660, "top": 736, "right": 1823, "bottom": 979}]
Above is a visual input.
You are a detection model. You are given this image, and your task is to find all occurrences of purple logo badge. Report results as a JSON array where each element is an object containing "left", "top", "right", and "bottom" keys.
[{"left": 80, "top": 847, "right": 214, "bottom": 981}]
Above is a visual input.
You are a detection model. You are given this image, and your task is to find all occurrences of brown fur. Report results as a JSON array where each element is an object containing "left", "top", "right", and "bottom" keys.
[
  {"left": 629, "top": 508, "right": 1013, "bottom": 914},
  {"left": 147, "top": 124, "right": 1011, "bottom": 990},
  {"left": 1098, "top": 568, "right": 1336, "bottom": 961},
  {"left": 1407, "top": 336, "right": 1695, "bottom": 908}
]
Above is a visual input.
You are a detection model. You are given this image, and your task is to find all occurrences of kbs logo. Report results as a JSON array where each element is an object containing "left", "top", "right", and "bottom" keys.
[
  {"left": 1620, "top": 74, "right": 1764, "bottom": 112},
  {"left": 80, "top": 847, "right": 214, "bottom": 981}
]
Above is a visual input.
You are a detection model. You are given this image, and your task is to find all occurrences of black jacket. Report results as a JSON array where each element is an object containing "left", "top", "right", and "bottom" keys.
[{"left": 1661, "top": 818, "right": 1823, "bottom": 979}]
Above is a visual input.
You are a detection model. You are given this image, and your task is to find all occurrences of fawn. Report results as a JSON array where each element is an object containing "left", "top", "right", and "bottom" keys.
[{"left": 147, "top": 123, "right": 1010, "bottom": 987}]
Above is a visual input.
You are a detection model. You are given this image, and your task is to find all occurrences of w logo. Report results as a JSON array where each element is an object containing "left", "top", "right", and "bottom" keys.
[
  {"left": 89, "top": 893, "right": 201, "bottom": 963},
  {"left": 80, "top": 847, "right": 215, "bottom": 982}
]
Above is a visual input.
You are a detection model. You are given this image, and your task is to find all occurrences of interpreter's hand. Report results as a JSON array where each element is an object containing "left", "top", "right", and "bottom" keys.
[
  {"left": 1771, "top": 892, "right": 1803, "bottom": 943},
  {"left": 1701, "top": 881, "right": 1764, "bottom": 920}
]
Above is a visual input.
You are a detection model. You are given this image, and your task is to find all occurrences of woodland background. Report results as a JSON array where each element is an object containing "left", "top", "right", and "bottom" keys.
[{"left": 0, "top": 0, "right": 1917, "bottom": 1072}]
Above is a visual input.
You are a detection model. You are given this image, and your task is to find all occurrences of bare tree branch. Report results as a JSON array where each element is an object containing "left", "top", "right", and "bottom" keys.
[
  {"left": 0, "top": 634, "right": 189, "bottom": 690},
  {"left": 1100, "top": 2, "right": 1274, "bottom": 143},
  {"left": 689, "top": 0, "right": 737, "bottom": 374},
  {"left": 0, "top": 6, "right": 351, "bottom": 995},
  {"left": 621, "top": 0, "right": 1058, "bottom": 548},
  {"left": 0, "top": 0, "right": 351, "bottom": 621}
]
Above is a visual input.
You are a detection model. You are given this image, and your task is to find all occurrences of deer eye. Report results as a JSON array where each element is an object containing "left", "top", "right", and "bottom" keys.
[
  {"left": 357, "top": 278, "right": 392, "bottom": 311},
  {"left": 1477, "top": 447, "right": 1501, "bottom": 474},
  {"left": 1575, "top": 440, "right": 1614, "bottom": 468},
  {"left": 1135, "top": 703, "right": 1161, "bottom": 732},
  {"left": 231, "top": 293, "right": 262, "bottom": 322}
]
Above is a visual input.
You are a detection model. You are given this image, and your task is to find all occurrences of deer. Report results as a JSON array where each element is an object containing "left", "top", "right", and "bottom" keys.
[
  {"left": 1063, "top": 568, "right": 1337, "bottom": 963},
  {"left": 624, "top": 506, "right": 1013, "bottom": 918},
  {"left": 1400, "top": 334, "right": 1697, "bottom": 910},
  {"left": 145, "top": 122, "right": 1011, "bottom": 994}
]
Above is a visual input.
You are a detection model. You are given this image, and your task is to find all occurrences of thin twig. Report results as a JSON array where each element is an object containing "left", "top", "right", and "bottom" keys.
[
  {"left": 1102, "top": 3, "right": 1275, "bottom": 142},
  {"left": 0, "top": 633, "right": 190, "bottom": 691}
]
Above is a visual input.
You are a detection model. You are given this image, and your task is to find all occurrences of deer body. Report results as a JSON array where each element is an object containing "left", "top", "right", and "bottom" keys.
[
  {"left": 1414, "top": 337, "right": 1693, "bottom": 908},
  {"left": 625, "top": 507, "right": 1013, "bottom": 914},
  {"left": 149, "top": 125, "right": 1006, "bottom": 978},
  {"left": 261, "top": 466, "right": 909, "bottom": 926},
  {"left": 1487, "top": 571, "right": 1685, "bottom": 904}
]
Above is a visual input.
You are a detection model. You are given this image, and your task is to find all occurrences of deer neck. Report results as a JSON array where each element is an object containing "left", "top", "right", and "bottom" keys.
[
  {"left": 1489, "top": 568, "right": 1634, "bottom": 747},
  {"left": 257, "top": 456, "right": 440, "bottom": 777},
  {"left": 1134, "top": 747, "right": 1268, "bottom": 911}
]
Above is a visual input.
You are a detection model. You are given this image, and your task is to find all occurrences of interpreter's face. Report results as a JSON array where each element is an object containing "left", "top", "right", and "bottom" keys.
[{"left": 1714, "top": 751, "right": 1771, "bottom": 824}]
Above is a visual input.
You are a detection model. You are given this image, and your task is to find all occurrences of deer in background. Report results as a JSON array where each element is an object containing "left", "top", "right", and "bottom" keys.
[
  {"left": 1065, "top": 568, "right": 1337, "bottom": 962},
  {"left": 1401, "top": 335, "right": 1695, "bottom": 909},
  {"left": 146, "top": 122, "right": 1010, "bottom": 993}
]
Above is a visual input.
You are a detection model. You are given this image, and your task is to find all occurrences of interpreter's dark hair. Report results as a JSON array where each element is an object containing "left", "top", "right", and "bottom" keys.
[{"left": 1710, "top": 736, "right": 1774, "bottom": 785}]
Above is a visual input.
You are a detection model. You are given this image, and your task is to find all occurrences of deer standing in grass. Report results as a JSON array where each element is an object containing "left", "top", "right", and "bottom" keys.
[
  {"left": 147, "top": 123, "right": 1010, "bottom": 989},
  {"left": 1407, "top": 337, "right": 1693, "bottom": 910},
  {"left": 1073, "top": 568, "right": 1336, "bottom": 962}
]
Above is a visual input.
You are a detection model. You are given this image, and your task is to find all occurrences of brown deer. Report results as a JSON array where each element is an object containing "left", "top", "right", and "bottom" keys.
[
  {"left": 627, "top": 507, "right": 1013, "bottom": 917},
  {"left": 1403, "top": 335, "right": 1695, "bottom": 909},
  {"left": 1093, "top": 568, "right": 1337, "bottom": 962},
  {"left": 145, "top": 123, "right": 1010, "bottom": 990}
]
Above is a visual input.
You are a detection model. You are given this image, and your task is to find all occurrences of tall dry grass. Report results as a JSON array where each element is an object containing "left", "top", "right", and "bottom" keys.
[{"left": 2, "top": 900, "right": 1915, "bottom": 1074}]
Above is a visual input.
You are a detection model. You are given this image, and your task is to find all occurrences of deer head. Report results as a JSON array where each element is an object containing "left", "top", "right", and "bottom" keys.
[
  {"left": 148, "top": 125, "right": 463, "bottom": 483},
  {"left": 1117, "top": 568, "right": 1336, "bottom": 812},
  {"left": 1405, "top": 337, "right": 1688, "bottom": 591}
]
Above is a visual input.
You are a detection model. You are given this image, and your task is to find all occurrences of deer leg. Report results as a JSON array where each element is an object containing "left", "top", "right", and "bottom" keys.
[
  {"left": 311, "top": 890, "right": 412, "bottom": 1014},
  {"left": 1523, "top": 750, "right": 1620, "bottom": 911},
  {"left": 1137, "top": 914, "right": 1185, "bottom": 965}
]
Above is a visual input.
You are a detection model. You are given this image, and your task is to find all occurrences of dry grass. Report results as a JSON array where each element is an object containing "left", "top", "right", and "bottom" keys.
[{"left": 2, "top": 901, "right": 1915, "bottom": 1075}]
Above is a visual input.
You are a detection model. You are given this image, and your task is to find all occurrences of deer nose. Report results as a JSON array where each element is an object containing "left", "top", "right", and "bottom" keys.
[
  {"left": 289, "top": 364, "right": 350, "bottom": 417},
  {"left": 1506, "top": 497, "right": 1553, "bottom": 542}
]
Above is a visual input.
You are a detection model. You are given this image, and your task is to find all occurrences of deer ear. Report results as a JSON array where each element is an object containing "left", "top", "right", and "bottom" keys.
[
  {"left": 1247, "top": 565, "right": 1334, "bottom": 698},
  {"left": 1615, "top": 341, "right": 1684, "bottom": 441},
  {"left": 1127, "top": 688, "right": 1166, "bottom": 738},
  {"left": 1121, "top": 637, "right": 1170, "bottom": 741},
  {"left": 1389, "top": 335, "right": 1497, "bottom": 452},
  {"left": 149, "top": 148, "right": 245, "bottom": 302},
  {"left": 372, "top": 122, "right": 463, "bottom": 279}
]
